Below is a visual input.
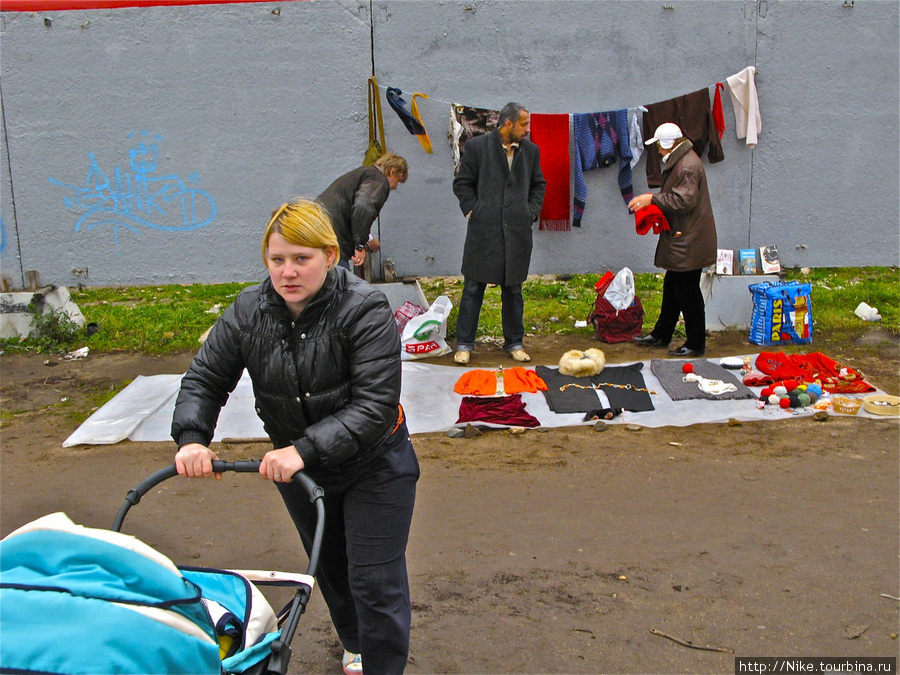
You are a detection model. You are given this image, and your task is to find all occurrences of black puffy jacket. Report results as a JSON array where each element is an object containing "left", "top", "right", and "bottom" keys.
[{"left": 171, "top": 267, "right": 401, "bottom": 473}]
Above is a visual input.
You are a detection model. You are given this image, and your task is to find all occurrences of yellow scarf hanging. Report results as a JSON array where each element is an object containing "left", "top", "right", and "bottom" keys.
[
  {"left": 410, "top": 93, "right": 433, "bottom": 154},
  {"left": 364, "top": 76, "right": 386, "bottom": 166}
]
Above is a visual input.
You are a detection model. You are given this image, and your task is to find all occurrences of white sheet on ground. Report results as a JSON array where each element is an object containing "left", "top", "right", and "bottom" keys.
[
  {"left": 62, "top": 357, "right": 891, "bottom": 447},
  {"left": 62, "top": 375, "right": 183, "bottom": 447}
]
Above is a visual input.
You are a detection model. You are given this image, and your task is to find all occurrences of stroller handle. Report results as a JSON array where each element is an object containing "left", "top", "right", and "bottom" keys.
[
  {"left": 113, "top": 460, "right": 322, "bottom": 529},
  {"left": 111, "top": 462, "right": 325, "bottom": 675}
]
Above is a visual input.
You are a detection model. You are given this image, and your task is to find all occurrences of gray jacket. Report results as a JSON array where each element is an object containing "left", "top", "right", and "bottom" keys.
[
  {"left": 316, "top": 166, "right": 391, "bottom": 261},
  {"left": 651, "top": 141, "right": 717, "bottom": 272},
  {"left": 453, "top": 130, "right": 546, "bottom": 285}
]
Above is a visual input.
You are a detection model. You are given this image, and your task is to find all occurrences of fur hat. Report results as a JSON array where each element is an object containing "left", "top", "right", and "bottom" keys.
[{"left": 558, "top": 348, "right": 606, "bottom": 378}]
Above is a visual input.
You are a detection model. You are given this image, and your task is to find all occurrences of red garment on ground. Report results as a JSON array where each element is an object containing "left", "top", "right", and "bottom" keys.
[
  {"left": 457, "top": 393, "right": 541, "bottom": 427},
  {"left": 530, "top": 113, "right": 571, "bottom": 231},
  {"left": 754, "top": 352, "right": 875, "bottom": 394}
]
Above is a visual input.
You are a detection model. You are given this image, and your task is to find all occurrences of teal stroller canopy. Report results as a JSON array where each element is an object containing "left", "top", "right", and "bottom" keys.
[{"left": 1, "top": 462, "right": 324, "bottom": 675}]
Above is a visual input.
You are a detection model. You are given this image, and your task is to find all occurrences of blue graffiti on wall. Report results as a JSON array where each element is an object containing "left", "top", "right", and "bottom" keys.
[
  {"left": 49, "top": 132, "right": 216, "bottom": 243},
  {"left": 0, "top": 218, "right": 6, "bottom": 254}
]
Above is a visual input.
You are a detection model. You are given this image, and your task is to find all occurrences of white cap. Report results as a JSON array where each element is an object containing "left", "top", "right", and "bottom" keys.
[{"left": 645, "top": 122, "right": 683, "bottom": 150}]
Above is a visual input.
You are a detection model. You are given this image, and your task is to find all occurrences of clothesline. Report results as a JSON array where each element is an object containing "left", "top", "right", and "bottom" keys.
[
  {"left": 374, "top": 67, "right": 760, "bottom": 231},
  {"left": 374, "top": 65, "right": 756, "bottom": 119}
]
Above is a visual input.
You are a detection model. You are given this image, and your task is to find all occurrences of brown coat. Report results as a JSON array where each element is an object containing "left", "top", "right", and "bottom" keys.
[
  {"left": 650, "top": 141, "right": 717, "bottom": 272},
  {"left": 642, "top": 88, "right": 724, "bottom": 188}
]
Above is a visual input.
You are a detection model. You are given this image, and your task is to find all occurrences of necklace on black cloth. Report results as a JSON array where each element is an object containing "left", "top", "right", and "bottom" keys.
[{"left": 559, "top": 382, "right": 657, "bottom": 395}]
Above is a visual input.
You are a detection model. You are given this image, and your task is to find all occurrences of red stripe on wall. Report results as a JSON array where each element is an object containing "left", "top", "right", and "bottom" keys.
[{"left": 2, "top": 0, "right": 305, "bottom": 10}]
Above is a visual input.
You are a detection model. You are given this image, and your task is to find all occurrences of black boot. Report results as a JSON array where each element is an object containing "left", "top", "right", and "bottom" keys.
[{"left": 633, "top": 334, "right": 667, "bottom": 347}]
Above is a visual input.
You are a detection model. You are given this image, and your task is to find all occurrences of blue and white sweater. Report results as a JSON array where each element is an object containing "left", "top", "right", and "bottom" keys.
[{"left": 572, "top": 109, "right": 633, "bottom": 227}]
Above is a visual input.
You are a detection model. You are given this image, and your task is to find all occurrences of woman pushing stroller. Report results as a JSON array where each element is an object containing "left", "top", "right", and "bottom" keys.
[{"left": 171, "top": 199, "right": 419, "bottom": 675}]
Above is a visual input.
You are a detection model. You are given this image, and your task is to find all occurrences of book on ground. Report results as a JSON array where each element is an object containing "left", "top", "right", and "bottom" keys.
[
  {"left": 739, "top": 248, "right": 758, "bottom": 275},
  {"left": 759, "top": 245, "right": 781, "bottom": 274},
  {"left": 716, "top": 249, "right": 734, "bottom": 275}
]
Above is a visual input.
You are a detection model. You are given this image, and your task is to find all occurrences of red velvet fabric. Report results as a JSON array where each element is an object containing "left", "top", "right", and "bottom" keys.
[{"left": 456, "top": 393, "right": 541, "bottom": 428}]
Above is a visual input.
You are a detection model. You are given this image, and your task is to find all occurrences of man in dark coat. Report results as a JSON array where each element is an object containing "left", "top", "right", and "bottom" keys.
[
  {"left": 316, "top": 153, "right": 408, "bottom": 269},
  {"left": 451, "top": 102, "right": 546, "bottom": 365}
]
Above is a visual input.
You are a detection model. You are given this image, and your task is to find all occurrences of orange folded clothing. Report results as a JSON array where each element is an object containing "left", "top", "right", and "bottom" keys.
[
  {"left": 503, "top": 367, "right": 548, "bottom": 394},
  {"left": 453, "top": 370, "right": 497, "bottom": 396},
  {"left": 453, "top": 368, "right": 548, "bottom": 396}
]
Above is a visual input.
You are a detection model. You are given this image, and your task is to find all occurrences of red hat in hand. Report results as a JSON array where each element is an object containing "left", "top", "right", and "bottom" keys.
[{"left": 635, "top": 204, "right": 670, "bottom": 235}]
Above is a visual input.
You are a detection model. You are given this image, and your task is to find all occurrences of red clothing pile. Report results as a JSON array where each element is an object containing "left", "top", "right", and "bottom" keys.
[{"left": 754, "top": 352, "right": 875, "bottom": 394}]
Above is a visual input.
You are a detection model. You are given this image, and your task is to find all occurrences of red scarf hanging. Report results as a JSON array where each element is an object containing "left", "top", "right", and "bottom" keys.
[
  {"left": 529, "top": 113, "right": 571, "bottom": 231},
  {"left": 712, "top": 82, "right": 726, "bottom": 140}
]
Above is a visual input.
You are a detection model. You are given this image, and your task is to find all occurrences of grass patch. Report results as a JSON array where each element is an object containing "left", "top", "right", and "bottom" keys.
[
  {"left": 71, "top": 283, "right": 251, "bottom": 353},
  {"left": 791, "top": 267, "right": 899, "bottom": 342},
  {"left": 62, "top": 383, "right": 125, "bottom": 425},
  {"left": 1, "top": 268, "right": 895, "bottom": 355}
]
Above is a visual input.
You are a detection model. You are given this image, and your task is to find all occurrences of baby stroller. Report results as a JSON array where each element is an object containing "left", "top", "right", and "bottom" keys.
[{"left": 0, "top": 460, "right": 324, "bottom": 675}]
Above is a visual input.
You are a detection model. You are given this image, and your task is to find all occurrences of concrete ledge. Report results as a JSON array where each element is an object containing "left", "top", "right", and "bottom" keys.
[
  {"left": 701, "top": 273, "right": 780, "bottom": 332},
  {"left": 0, "top": 287, "right": 85, "bottom": 339},
  {"left": 373, "top": 280, "right": 429, "bottom": 313}
]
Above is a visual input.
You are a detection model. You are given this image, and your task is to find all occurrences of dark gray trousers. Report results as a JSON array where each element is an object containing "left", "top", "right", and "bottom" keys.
[
  {"left": 277, "top": 422, "right": 418, "bottom": 675},
  {"left": 455, "top": 277, "right": 525, "bottom": 352}
]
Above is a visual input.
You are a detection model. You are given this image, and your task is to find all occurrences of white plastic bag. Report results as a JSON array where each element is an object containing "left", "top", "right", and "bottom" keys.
[
  {"left": 400, "top": 296, "right": 453, "bottom": 361},
  {"left": 603, "top": 267, "right": 635, "bottom": 311},
  {"left": 854, "top": 302, "right": 881, "bottom": 321}
]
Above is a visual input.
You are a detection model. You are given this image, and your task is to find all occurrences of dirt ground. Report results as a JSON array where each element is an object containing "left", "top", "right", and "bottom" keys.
[{"left": 2, "top": 328, "right": 899, "bottom": 674}]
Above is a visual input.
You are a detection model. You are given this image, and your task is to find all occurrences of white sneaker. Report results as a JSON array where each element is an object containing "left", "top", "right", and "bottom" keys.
[
  {"left": 453, "top": 351, "right": 471, "bottom": 365},
  {"left": 509, "top": 349, "right": 531, "bottom": 362},
  {"left": 342, "top": 650, "right": 363, "bottom": 675}
]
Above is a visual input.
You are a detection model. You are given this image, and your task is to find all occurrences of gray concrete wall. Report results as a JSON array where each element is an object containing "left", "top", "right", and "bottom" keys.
[{"left": 1, "top": 0, "right": 897, "bottom": 288}]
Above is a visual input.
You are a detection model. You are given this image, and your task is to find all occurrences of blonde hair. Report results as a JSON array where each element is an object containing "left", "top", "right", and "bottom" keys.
[
  {"left": 261, "top": 199, "right": 340, "bottom": 267},
  {"left": 374, "top": 152, "right": 408, "bottom": 181}
]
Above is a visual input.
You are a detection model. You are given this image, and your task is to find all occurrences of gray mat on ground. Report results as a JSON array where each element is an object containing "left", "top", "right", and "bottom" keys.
[{"left": 651, "top": 359, "right": 756, "bottom": 401}]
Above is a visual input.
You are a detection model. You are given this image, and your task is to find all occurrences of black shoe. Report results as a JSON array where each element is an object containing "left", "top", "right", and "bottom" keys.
[
  {"left": 668, "top": 345, "right": 705, "bottom": 357},
  {"left": 633, "top": 334, "right": 667, "bottom": 347}
]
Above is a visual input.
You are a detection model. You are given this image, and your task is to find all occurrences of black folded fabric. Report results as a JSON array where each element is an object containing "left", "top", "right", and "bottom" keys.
[
  {"left": 536, "top": 363, "right": 655, "bottom": 413},
  {"left": 591, "top": 362, "right": 655, "bottom": 412},
  {"left": 535, "top": 365, "right": 600, "bottom": 414}
]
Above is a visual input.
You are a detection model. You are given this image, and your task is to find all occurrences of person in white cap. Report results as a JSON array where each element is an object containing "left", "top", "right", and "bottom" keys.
[{"left": 628, "top": 122, "right": 717, "bottom": 357}]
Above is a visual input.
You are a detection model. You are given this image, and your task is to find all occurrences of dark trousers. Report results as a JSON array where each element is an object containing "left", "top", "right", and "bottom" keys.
[
  {"left": 651, "top": 269, "right": 707, "bottom": 350},
  {"left": 277, "top": 422, "right": 419, "bottom": 675},
  {"left": 455, "top": 277, "right": 525, "bottom": 352}
]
